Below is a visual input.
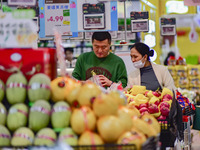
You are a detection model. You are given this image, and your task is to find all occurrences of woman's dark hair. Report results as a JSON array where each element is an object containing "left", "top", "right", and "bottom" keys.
[
  {"left": 130, "top": 42, "right": 154, "bottom": 61},
  {"left": 92, "top": 32, "right": 111, "bottom": 44}
]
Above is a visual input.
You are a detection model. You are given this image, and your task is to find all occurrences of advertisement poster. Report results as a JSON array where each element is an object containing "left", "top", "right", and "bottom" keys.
[
  {"left": 69, "top": 0, "right": 118, "bottom": 32},
  {"left": 39, "top": 0, "right": 77, "bottom": 38},
  {"left": 8, "top": 0, "right": 36, "bottom": 6}
]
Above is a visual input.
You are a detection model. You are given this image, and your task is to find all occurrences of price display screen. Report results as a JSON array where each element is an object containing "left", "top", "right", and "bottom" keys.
[
  {"left": 83, "top": 3, "right": 105, "bottom": 29},
  {"left": 130, "top": 11, "right": 149, "bottom": 32},
  {"left": 160, "top": 18, "right": 176, "bottom": 36}
]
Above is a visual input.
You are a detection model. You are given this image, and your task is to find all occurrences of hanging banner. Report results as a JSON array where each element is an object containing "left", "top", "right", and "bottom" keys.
[
  {"left": 39, "top": 0, "right": 77, "bottom": 38},
  {"left": 69, "top": 0, "right": 118, "bottom": 32},
  {"left": 184, "top": 0, "right": 200, "bottom": 6},
  {"left": 8, "top": 0, "right": 37, "bottom": 6}
]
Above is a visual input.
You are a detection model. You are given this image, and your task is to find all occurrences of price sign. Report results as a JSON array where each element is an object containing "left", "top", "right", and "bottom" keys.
[
  {"left": 8, "top": 0, "right": 36, "bottom": 6},
  {"left": 130, "top": 11, "right": 149, "bottom": 32},
  {"left": 83, "top": 3, "right": 105, "bottom": 30},
  {"left": 160, "top": 18, "right": 176, "bottom": 36},
  {"left": 44, "top": 2, "right": 71, "bottom": 36}
]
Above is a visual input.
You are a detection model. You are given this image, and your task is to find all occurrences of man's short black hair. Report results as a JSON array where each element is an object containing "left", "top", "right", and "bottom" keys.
[
  {"left": 92, "top": 32, "right": 111, "bottom": 44},
  {"left": 64, "top": 47, "right": 74, "bottom": 53}
]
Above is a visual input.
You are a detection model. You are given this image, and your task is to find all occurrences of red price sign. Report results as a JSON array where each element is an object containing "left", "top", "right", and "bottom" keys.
[{"left": 47, "top": 16, "right": 63, "bottom": 22}]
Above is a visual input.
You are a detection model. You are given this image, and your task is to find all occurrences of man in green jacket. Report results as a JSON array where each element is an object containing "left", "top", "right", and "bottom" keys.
[{"left": 72, "top": 32, "right": 128, "bottom": 88}]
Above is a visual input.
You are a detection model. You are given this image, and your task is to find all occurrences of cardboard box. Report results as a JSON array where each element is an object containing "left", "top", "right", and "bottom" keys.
[{"left": 0, "top": 48, "right": 57, "bottom": 83}]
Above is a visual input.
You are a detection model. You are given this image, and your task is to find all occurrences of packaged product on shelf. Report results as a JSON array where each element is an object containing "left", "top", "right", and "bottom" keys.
[
  {"left": 176, "top": 90, "right": 196, "bottom": 116},
  {"left": 176, "top": 56, "right": 186, "bottom": 65},
  {"left": 0, "top": 48, "right": 57, "bottom": 83},
  {"left": 175, "top": 65, "right": 188, "bottom": 77},
  {"left": 168, "top": 56, "right": 176, "bottom": 66},
  {"left": 189, "top": 77, "right": 200, "bottom": 87},
  {"left": 190, "top": 87, "right": 200, "bottom": 94},
  {"left": 167, "top": 66, "right": 177, "bottom": 78},
  {"left": 176, "top": 77, "right": 189, "bottom": 89},
  {"left": 187, "top": 65, "right": 200, "bottom": 77}
]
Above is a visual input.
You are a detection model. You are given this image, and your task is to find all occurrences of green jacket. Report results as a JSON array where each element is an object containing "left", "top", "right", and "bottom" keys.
[{"left": 72, "top": 51, "right": 128, "bottom": 88}]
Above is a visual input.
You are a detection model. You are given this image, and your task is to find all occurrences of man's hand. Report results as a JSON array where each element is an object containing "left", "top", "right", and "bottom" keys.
[{"left": 98, "top": 75, "right": 113, "bottom": 87}]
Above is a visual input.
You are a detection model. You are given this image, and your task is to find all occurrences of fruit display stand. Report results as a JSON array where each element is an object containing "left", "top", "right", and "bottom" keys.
[
  {"left": 0, "top": 74, "right": 163, "bottom": 150},
  {"left": 124, "top": 86, "right": 184, "bottom": 149}
]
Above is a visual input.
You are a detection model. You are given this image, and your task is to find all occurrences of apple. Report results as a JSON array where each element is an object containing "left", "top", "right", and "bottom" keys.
[
  {"left": 160, "top": 102, "right": 170, "bottom": 109},
  {"left": 138, "top": 103, "right": 148, "bottom": 109},
  {"left": 154, "top": 100, "right": 160, "bottom": 106},
  {"left": 144, "top": 91, "right": 149, "bottom": 96},
  {"left": 162, "top": 94, "right": 172, "bottom": 101},
  {"left": 148, "top": 104, "right": 159, "bottom": 114},
  {"left": 139, "top": 107, "right": 149, "bottom": 114},
  {"left": 160, "top": 106, "right": 170, "bottom": 116},
  {"left": 157, "top": 115, "right": 166, "bottom": 120},
  {"left": 152, "top": 91, "right": 161, "bottom": 97}
]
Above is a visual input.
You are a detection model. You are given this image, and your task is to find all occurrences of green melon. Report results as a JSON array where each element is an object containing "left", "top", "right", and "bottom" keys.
[
  {"left": 0, "top": 103, "right": 7, "bottom": 125},
  {"left": 28, "top": 73, "right": 51, "bottom": 102},
  {"left": 51, "top": 101, "right": 72, "bottom": 129},
  {"left": 0, "top": 79, "right": 5, "bottom": 102},
  {"left": 0, "top": 125, "right": 11, "bottom": 146},
  {"left": 29, "top": 100, "right": 51, "bottom": 132},
  {"left": 11, "top": 127, "right": 34, "bottom": 146},
  {"left": 6, "top": 72, "right": 27, "bottom": 104},
  {"left": 58, "top": 127, "right": 78, "bottom": 146},
  {"left": 7, "top": 103, "right": 28, "bottom": 131},
  {"left": 34, "top": 128, "right": 57, "bottom": 146}
]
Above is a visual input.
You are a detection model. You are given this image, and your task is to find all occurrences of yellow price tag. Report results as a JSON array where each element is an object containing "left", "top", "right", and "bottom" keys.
[{"left": 63, "top": 21, "right": 70, "bottom": 25}]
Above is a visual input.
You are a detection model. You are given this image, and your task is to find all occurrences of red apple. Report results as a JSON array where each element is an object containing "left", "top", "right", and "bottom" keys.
[
  {"left": 154, "top": 100, "right": 160, "bottom": 106},
  {"left": 162, "top": 98, "right": 170, "bottom": 102},
  {"left": 144, "top": 91, "right": 149, "bottom": 96},
  {"left": 139, "top": 107, "right": 149, "bottom": 114},
  {"left": 148, "top": 104, "right": 159, "bottom": 114},
  {"left": 138, "top": 103, "right": 148, "bottom": 109},
  {"left": 160, "top": 102, "right": 170, "bottom": 109},
  {"left": 157, "top": 115, "right": 166, "bottom": 120},
  {"left": 162, "top": 94, "right": 172, "bottom": 101},
  {"left": 160, "top": 106, "right": 170, "bottom": 116},
  {"left": 152, "top": 91, "right": 161, "bottom": 97}
]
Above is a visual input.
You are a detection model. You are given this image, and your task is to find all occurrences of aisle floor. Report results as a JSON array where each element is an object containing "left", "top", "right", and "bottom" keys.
[{"left": 191, "top": 129, "right": 200, "bottom": 150}]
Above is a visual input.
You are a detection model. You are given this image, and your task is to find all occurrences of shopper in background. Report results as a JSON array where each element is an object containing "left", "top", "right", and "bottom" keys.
[
  {"left": 127, "top": 43, "right": 184, "bottom": 143},
  {"left": 72, "top": 31, "right": 128, "bottom": 88},
  {"left": 127, "top": 42, "right": 176, "bottom": 91},
  {"left": 64, "top": 47, "right": 77, "bottom": 68}
]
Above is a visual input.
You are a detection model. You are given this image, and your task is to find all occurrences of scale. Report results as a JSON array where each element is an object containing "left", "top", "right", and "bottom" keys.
[
  {"left": 160, "top": 18, "right": 176, "bottom": 36},
  {"left": 130, "top": 11, "right": 149, "bottom": 32},
  {"left": 83, "top": 3, "right": 105, "bottom": 30}
]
